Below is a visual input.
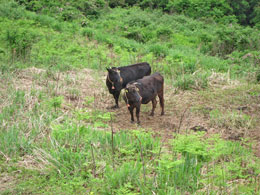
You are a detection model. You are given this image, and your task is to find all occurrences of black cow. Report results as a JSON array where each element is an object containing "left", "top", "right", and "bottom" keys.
[
  {"left": 106, "top": 62, "right": 151, "bottom": 109},
  {"left": 123, "top": 72, "right": 164, "bottom": 124}
]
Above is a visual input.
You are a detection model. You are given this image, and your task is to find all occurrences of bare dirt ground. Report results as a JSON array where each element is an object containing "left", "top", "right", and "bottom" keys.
[
  {"left": 0, "top": 173, "right": 16, "bottom": 193},
  {"left": 8, "top": 68, "right": 260, "bottom": 157}
]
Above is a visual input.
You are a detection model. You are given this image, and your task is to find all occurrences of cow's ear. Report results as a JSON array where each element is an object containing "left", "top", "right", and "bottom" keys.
[{"left": 106, "top": 67, "right": 113, "bottom": 73}]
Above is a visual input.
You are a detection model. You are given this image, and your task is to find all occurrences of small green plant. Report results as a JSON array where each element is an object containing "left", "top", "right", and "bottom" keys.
[
  {"left": 81, "top": 27, "right": 94, "bottom": 38},
  {"left": 174, "top": 74, "right": 195, "bottom": 90},
  {"left": 47, "top": 96, "right": 64, "bottom": 112},
  {"left": 84, "top": 96, "right": 94, "bottom": 106},
  {"left": 147, "top": 44, "right": 169, "bottom": 57},
  {"left": 67, "top": 88, "right": 80, "bottom": 100}
]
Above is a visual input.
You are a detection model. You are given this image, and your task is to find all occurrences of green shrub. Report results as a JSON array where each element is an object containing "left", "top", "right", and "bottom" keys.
[
  {"left": 174, "top": 74, "right": 195, "bottom": 90},
  {"left": 5, "top": 27, "right": 38, "bottom": 62},
  {"left": 0, "top": 0, "right": 25, "bottom": 19},
  {"left": 0, "top": 127, "right": 32, "bottom": 157},
  {"left": 210, "top": 24, "right": 260, "bottom": 56},
  {"left": 104, "top": 161, "right": 142, "bottom": 193},
  {"left": 16, "top": 0, "right": 107, "bottom": 20},
  {"left": 156, "top": 26, "right": 172, "bottom": 40},
  {"left": 81, "top": 27, "right": 94, "bottom": 38},
  {"left": 147, "top": 44, "right": 168, "bottom": 57}
]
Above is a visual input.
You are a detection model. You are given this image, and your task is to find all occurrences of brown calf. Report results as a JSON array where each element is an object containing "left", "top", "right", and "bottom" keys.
[{"left": 123, "top": 72, "right": 164, "bottom": 124}]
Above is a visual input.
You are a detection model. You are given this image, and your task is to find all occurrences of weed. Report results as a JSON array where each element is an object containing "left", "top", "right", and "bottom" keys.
[
  {"left": 5, "top": 27, "right": 38, "bottom": 62},
  {"left": 209, "top": 109, "right": 253, "bottom": 130},
  {"left": 46, "top": 96, "right": 64, "bottom": 112},
  {"left": 67, "top": 88, "right": 81, "bottom": 100},
  {"left": 84, "top": 96, "right": 94, "bottom": 106}
]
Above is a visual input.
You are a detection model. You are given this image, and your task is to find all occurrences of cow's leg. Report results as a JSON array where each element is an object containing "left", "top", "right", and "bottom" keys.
[
  {"left": 111, "top": 91, "right": 120, "bottom": 109},
  {"left": 128, "top": 106, "right": 134, "bottom": 123},
  {"left": 136, "top": 105, "right": 141, "bottom": 124},
  {"left": 150, "top": 98, "right": 157, "bottom": 116},
  {"left": 158, "top": 90, "right": 164, "bottom": 115}
]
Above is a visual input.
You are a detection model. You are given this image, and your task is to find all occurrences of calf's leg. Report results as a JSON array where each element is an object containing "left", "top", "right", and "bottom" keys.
[
  {"left": 150, "top": 98, "right": 157, "bottom": 116},
  {"left": 128, "top": 106, "right": 135, "bottom": 123},
  {"left": 111, "top": 91, "right": 120, "bottom": 109},
  {"left": 136, "top": 105, "right": 141, "bottom": 124},
  {"left": 158, "top": 90, "right": 164, "bottom": 115}
]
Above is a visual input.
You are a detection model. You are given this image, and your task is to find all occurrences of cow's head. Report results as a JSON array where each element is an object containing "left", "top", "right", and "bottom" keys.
[
  {"left": 106, "top": 67, "right": 123, "bottom": 90},
  {"left": 124, "top": 83, "right": 142, "bottom": 106}
]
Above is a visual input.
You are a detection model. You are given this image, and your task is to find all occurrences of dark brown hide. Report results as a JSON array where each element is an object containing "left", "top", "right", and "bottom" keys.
[
  {"left": 123, "top": 72, "right": 164, "bottom": 124},
  {"left": 106, "top": 62, "right": 151, "bottom": 108}
]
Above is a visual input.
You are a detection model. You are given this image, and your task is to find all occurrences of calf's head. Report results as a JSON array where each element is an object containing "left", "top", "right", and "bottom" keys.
[
  {"left": 124, "top": 83, "right": 142, "bottom": 106},
  {"left": 106, "top": 67, "right": 123, "bottom": 90}
]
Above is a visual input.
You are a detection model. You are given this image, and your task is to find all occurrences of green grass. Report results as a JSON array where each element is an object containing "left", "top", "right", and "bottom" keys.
[
  {"left": 1, "top": 112, "right": 259, "bottom": 194},
  {"left": 1, "top": 1, "right": 260, "bottom": 194},
  {"left": 1, "top": 1, "right": 259, "bottom": 87},
  {"left": 0, "top": 70, "right": 259, "bottom": 194}
]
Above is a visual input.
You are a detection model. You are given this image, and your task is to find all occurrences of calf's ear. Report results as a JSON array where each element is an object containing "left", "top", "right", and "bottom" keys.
[{"left": 106, "top": 68, "right": 113, "bottom": 73}]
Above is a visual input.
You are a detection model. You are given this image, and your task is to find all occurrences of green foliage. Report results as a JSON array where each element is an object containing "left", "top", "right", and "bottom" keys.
[
  {"left": 209, "top": 24, "right": 260, "bottom": 56},
  {"left": 5, "top": 27, "right": 38, "bottom": 61},
  {"left": 1, "top": 3, "right": 259, "bottom": 87},
  {"left": 166, "top": 0, "right": 232, "bottom": 21},
  {"left": 1, "top": 97, "right": 260, "bottom": 194},
  {"left": 165, "top": 133, "right": 260, "bottom": 192},
  {"left": 173, "top": 72, "right": 209, "bottom": 90},
  {"left": 0, "top": 127, "right": 32, "bottom": 157},
  {"left": 251, "top": 4, "right": 260, "bottom": 29},
  {"left": 104, "top": 161, "right": 142, "bottom": 193},
  {"left": 171, "top": 133, "right": 211, "bottom": 161},
  {"left": 0, "top": 0, "right": 25, "bottom": 19},
  {"left": 148, "top": 44, "right": 169, "bottom": 57},
  {"left": 8, "top": 0, "right": 260, "bottom": 28},
  {"left": 83, "top": 96, "right": 95, "bottom": 106},
  {"left": 16, "top": 0, "right": 107, "bottom": 21},
  {"left": 46, "top": 96, "right": 64, "bottom": 112}
]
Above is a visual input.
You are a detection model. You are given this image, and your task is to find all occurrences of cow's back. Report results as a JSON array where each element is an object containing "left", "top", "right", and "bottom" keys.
[
  {"left": 138, "top": 72, "right": 163, "bottom": 91},
  {"left": 119, "top": 62, "right": 151, "bottom": 87}
]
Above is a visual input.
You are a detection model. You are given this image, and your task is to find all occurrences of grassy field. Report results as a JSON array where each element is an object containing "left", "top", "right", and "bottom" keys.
[{"left": 1, "top": 1, "right": 260, "bottom": 194}]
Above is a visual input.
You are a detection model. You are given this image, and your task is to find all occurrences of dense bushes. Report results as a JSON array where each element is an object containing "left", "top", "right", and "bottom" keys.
[
  {"left": 16, "top": 0, "right": 107, "bottom": 21},
  {"left": 15, "top": 0, "right": 260, "bottom": 28},
  {"left": 138, "top": 0, "right": 260, "bottom": 27},
  {"left": 1, "top": 1, "right": 260, "bottom": 87},
  {"left": 206, "top": 24, "right": 260, "bottom": 56}
]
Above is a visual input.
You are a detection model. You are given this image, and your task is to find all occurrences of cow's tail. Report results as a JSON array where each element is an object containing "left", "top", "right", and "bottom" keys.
[{"left": 158, "top": 73, "right": 164, "bottom": 115}]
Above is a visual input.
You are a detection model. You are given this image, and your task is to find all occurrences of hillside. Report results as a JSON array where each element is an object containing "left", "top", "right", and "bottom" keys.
[{"left": 0, "top": 0, "right": 260, "bottom": 194}]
